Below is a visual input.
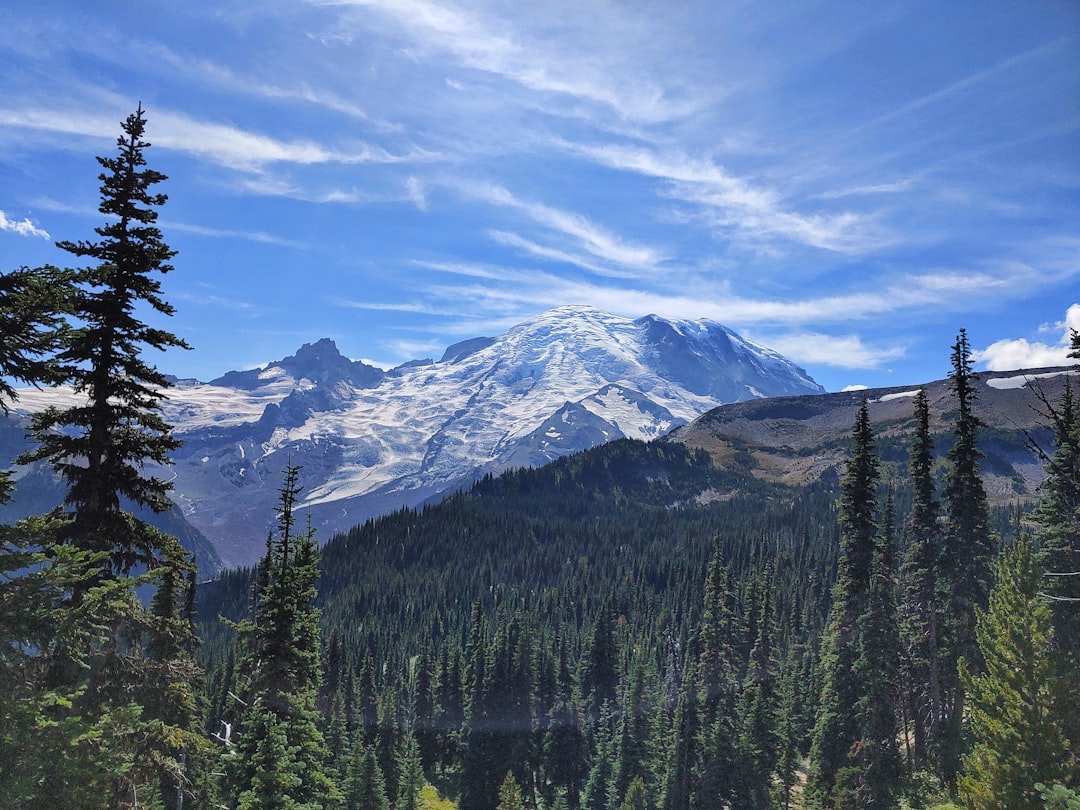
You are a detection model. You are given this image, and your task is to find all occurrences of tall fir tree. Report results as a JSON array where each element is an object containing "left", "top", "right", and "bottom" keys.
[
  {"left": 229, "top": 464, "right": 337, "bottom": 808},
  {"left": 898, "top": 388, "right": 944, "bottom": 774},
  {"left": 21, "top": 104, "right": 190, "bottom": 576},
  {"left": 939, "top": 328, "right": 993, "bottom": 784},
  {"left": 850, "top": 491, "right": 902, "bottom": 809},
  {"left": 957, "top": 535, "right": 1068, "bottom": 809},
  {"left": 736, "top": 569, "right": 778, "bottom": 809},
  {"left": 2, "top": 108, "right": 206, "bottom": 809},
  {"left": 1033, "top": 377, "right": 1080, "bottom": 777},
  {"left": 807, "top": 399, "right": 881, "bottom": 807}
]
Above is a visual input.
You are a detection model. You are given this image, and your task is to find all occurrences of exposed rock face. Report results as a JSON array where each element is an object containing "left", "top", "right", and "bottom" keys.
[{"left": 3, "top": 306, "right": 824, "bottom": 567}]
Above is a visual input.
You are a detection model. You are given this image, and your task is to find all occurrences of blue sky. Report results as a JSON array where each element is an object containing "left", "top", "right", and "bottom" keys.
[{"left": 1, "top": 0, "right": 1078, "bottom": 393}]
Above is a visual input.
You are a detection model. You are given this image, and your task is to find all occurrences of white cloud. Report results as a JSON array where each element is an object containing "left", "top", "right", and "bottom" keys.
[
  {"left": 746, "top": 331, "right": 906, "bottom": 370},
  {"left": 460, "top": 181, "right": 666, "bottom": 272},
  {"left": 573, "top": 143, "right": 892, "bottom": 255},
  {"left": 0, "top": 210, "right": 49, "bottom": 239},
  {"left": 316, "top": 0, "right": 708, "bottom": 125},
  {"left": 405, "top": 176, "right": 428, "bottom": 210},
  {"left": 842, "top": 384, "right": 870, "bottom": 392},
  {"left": 973, "top": 304, "right": 1080, "bottom": 370},
  {"left": 163, "top": 220, "right": 306, "bottom": 248},
  {"left": 0, "top": 105, "right": 422, "bottom": 172}
]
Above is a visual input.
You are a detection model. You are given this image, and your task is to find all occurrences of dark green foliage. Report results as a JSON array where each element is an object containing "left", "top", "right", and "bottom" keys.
[
  {"left": 808, "top": 400, "right": 882, "bottom": 806},
  {"left": 0, "top": 107, "right": 210, "bottom": 810},
  {"left": 898, "top": 388, "right": 944, "bottom": 774},
  {"left": 21, "top": 105, "right": 190, "bottom": 575},
  {"left": 957, "top": 535, "right": 1068, "bottom": 809},
  {"left": 345, "top": 743, "right": 389, "bottom": 810},
  {"left": 229, "top": 465, "right": 337, "bottom": 807},
  {"left": 851, "top": 492, "right": 901, "bottom": 809},
  {"left": 1033, "top": 378, "right": 1080, "bottom": 777},
  {"left": 0, "top": 263, "right": 70, "bottom": 422},
  {"left": 940, "top": 329, "right": 994, "bottom": 784}
]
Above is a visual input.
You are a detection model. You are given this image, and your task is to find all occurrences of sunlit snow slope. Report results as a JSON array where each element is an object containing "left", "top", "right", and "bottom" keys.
[{"left": 8, "top": 306, "right": 823, "bottom": 567}]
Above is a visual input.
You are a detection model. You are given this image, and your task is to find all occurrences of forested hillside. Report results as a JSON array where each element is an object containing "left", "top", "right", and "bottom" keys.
[{"left": 2, "top": 109, "right": 1079, "bottom": 810}]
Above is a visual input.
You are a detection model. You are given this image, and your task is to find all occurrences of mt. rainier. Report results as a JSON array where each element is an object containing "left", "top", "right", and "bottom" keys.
[{"left": 5, "top": 305, "right": 823, "bottom": 567}]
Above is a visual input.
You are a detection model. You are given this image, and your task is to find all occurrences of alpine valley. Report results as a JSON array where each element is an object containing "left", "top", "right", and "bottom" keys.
[{"left": 1, "top": 306, "right": 824, "bottom": 569}]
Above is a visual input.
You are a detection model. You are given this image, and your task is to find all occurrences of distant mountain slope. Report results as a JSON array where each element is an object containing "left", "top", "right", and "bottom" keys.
[
  {"left": 670, "top": 366, "right": 1077, "bottom": 502},
  {"left": 4, "top": 305, "right": 823, "bottom": 568}
]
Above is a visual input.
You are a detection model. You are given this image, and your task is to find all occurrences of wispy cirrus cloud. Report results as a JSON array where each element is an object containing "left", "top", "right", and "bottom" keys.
[
  {"left": 162, "top": 220, "right": 307, "bottom": 249},
  {"left": 312, "top": 0, "right": 711, "bottom": 125},
  {"left": 572, "top": 143, "right": 892, "bottom": 254},
  {"left": 0, "top": 105, "right": 426, "bottom": 172},
  {"left": 458, "top": 181, "right": 667, "bottom": 273},
  {"left": 0, "top": 210, "right": 49, "bottom": 238}
]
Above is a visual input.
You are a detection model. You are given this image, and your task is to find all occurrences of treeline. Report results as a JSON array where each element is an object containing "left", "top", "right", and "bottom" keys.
[
  {"left": 2, "top": 108, "right": 1079, "bottom": 809},
  {"left": 195, "top": 334, "right": 1079, "bottom": 810}
]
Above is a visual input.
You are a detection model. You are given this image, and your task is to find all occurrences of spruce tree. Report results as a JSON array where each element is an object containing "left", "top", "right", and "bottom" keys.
[
  {"left": 736, "top": 569, "right": 778, "bottom": 808},
  {"left": 22, "top": 104, "right": 190, "bottom": 575},
  {"left": 807, "top": 399, "right": 881, "bottom": 807},
  {"left": 851, "top": 491, "right": 902, "bottom": 809},
  {"left": 898, "top": 388, "right": 944, "bottom": 774},
  {"left": 496, "top": 771, "right": 524, "bottom": 810},
  {"left": 940, "top": 328, "right": 993, "bottom": 783},
  {"left": 2, "top": 108, "right": 206, "bottom": 809},
  {"left": 0, "top": 263, "right": 70, "bottom": 493},
  {"left": 344, "top": 744, "right": 390, "bottom": 810},
  {"left": 1033, "top": 377, "right": 1080, "bottom": 776},
  {"left": 230, "top": 465, "right": 337, "bottom": 808},
  {"left": 957, "top": 536, "right": 1068, "bottom": 809}
]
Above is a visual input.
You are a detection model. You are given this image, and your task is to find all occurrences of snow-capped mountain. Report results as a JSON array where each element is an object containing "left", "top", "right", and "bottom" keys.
[{"left": 4, "top": 306, "right": 823, "bottom": 567}]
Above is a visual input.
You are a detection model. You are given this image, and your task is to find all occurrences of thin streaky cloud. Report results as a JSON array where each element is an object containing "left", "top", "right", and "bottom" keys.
[
  {"left": 314, "top": 0, "right": 707, "bottom": 124},
  {"left": 460, "top": 181, "right": 667, "bottom": 270},
  {"left": 162, "top": 220, "right": 307, "bottom": 249},
  {"left": 574, "top": 143, "right": 890, "bottom": 254},
  {"left": 334, "top": 300, "right": 442, "bottom": 315},
  {"left": 0, "top": 105, "right": 425, "bottom": 172},
  {"left": 855, "top": 39, "right": 1069, "bottom": 135},
  {"left": 488, "top": 231, "right": 640, "bottom": 279}
]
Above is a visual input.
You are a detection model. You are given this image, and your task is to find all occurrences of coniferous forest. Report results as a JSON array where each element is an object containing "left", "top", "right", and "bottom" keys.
[{"left": 2, "top": 111, "right": 1080, "bottom": 809}]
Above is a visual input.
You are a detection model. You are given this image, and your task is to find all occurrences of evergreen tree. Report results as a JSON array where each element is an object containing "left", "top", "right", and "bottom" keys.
[
  {"left": 21, "top": 104, "right": 190, "bottom": 576},
  {"left": 663, "top": 654, "right": 699, "bottom": 810},
  {"left": 230, "top": 465, "right": 338, "bottom": 808},
  {"left": 1033, "top": 378, "right": 1080, "bottom": 774},
  {"left": 898, "top": 388, "right": 944, "bottom": 773},
  {"left": 850, "top": 492, "right": 901, "bottom": 809},
  {"left": 397, "top": 730, "right": 425, "bottom": 810},
  {"left": 496, "top": 771, "right": 524, "bottom": 810},
  {"left": 581, "top": 701, "right": 616, "bottom": 810},
  {"left": 1, "top": 107, "right": 205, "bottom": 809},
  {"left": 619, "top": 776, "right": 650, "bottom": 810},
  {"left": 0, "top": 263, "right": 70, "bottom": 497},
  {"left": 613, "top": 655, "right": 654, "bottom": 804},
  {"left": 807, "top": 400, "right": 880, "bottom": 807},
  {"left": 940, "top": 329, "right": 993, "bottom": 784},
  {"left": 345, "top": 744, "right": 390, "bottom": 810},
  {"left": 957, "top": 536, "right": 1068, "bottom": 809},
  {"left": 736, "top": 570, "right": 778, "bottom": 809}
]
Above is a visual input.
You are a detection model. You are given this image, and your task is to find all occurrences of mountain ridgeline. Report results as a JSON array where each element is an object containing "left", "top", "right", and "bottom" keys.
[
  {"left": 196, "top": 359, "right": 1079, "bottom": 810},
  {"left": 8, "top": 110, "right": 1078, "bottom": 809},
  {"left": 4, "top": 305, "right": 823, "bottom": 567}
]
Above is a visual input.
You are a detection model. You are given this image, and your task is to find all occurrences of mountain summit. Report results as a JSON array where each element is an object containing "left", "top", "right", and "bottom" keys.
[{"left": 5, "top": 306, "right": 822, "bottom": 567}]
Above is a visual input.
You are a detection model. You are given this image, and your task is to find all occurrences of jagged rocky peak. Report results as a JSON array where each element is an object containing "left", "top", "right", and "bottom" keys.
[{"left": 210, "top": 337, "right": 385, "bottom": 390}]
